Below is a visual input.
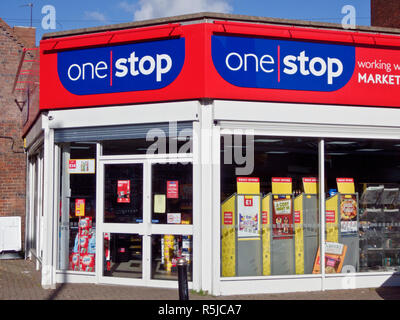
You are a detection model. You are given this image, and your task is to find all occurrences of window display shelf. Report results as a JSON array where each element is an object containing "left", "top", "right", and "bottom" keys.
[{"left": 358, "top": 185, "right": 400, "bottom": 272}]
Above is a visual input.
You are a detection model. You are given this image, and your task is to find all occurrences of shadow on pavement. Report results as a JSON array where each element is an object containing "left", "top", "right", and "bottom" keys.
[
  {"left": 47, "top": 283, "right": 66, "bottom": 300},
  {"left": 375, "top": 274, "right": 400, "bottom": 300}
]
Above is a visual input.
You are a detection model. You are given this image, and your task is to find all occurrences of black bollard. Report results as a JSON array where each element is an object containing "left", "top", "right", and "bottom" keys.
[{"left": 177, "top": 257, "right": 189, "bottom": 300}]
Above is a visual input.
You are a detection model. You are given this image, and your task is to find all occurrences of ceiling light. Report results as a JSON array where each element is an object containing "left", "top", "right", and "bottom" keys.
[
  {"left": 70, "top": 146, "right": 90, "bottom": 150},
  {"left": 356, "top": 149, "right": 382, "bottom": 152},
  {"left": 254, "top": 139, "right": 282, "bottom": 143},
  {"left": 326, "top": 141, "right": 356, "bottom": 145},
  {"left": 265, "top": 151, "right": 289, "bottom": 154}
]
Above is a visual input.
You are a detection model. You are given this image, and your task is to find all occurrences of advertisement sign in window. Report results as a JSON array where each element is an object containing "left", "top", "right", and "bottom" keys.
[
  {"left": 117, "top": 180, "right": 130, "bottom": 203},
  {"left": 69, "top": 159, "right": 95, "bottom": 174},
  {"left": 167, "top": 180, "right": 179, "bottom": 199},
  {"left": 272, "top": 198, "right": 293, "bottom": 239},
  {"left": 75, "top": 199, "right": 85, "bottom": 217},
  {"left": 237, "top": 195, "right": 260, "bottom": 238},
  {"left": 340, "top": 194, "right": 358, "bottom": 233}
]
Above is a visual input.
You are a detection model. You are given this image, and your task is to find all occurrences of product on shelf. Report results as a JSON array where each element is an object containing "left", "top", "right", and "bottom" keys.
[{"left": 69, "top": 217, "right": 96, "bottom": 272}]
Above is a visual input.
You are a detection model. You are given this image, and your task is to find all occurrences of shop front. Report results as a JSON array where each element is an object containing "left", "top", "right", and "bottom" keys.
[{"left": 24, "top": 13, "right": 400, "bottom": 295}]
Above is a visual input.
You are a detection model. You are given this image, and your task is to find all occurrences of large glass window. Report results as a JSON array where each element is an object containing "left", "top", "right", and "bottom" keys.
[
  {"left": 325, "top": 138, "right": 400, "bottom": 273},
  {"left": 58, "top": 142, "right": 97, "bottom": 272},
  {"left": 220, "top": 134, "right": 400, "bottom": 278},
  {"left": 220, "top": 135, "right": 320, "bottom": 277}
]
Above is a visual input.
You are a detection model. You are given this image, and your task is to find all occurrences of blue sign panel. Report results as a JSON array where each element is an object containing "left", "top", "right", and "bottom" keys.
[
  {"left": 58, "top": 38, "right": 185, "bottom": 95},
  {"left": 212, "top": 35, "right": 355, "bottom": 92}
]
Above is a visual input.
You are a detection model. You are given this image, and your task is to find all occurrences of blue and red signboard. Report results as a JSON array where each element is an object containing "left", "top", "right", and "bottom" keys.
[
  {"left": 57, "top": 38, "right": 185, "bottom": 95},
  {"left": 212, "top": 35, "right": 355, "bottom": 92},
  {"left": 40, "top": 21, "right": 400, "bottom": 109}
]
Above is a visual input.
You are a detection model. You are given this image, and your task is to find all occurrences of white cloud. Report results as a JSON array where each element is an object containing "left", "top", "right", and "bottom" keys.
[
  {"left": 118, "top": 1, "right": 137, "bottom": 14},
  {"left": 120, "top": 0, "right": 233, "bottom": 21},
  {"left": 84, "top": 10, "right": 108, "bottom": 23}
]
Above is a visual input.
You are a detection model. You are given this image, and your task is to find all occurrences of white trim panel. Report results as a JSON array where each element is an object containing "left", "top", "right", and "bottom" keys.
[
  {"left": 47, "top": 101, "right": 200, "bottom": 129},
  {"left": 324, "top": 273, "right": 400, "bottom": 290},
  {"left": 219, "top": 121, "right": 400, "bottom": 140},
  {"left": 214, "top": 100, "right": 400, "bottom": 128},
  {"left": 219, "top": 277, "right": 322, "bottom": 296}
]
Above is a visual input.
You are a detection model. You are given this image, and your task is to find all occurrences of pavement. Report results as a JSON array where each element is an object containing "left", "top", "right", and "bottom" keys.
[{"left": 1, "top": 258, "right": 400, "bottom": 301}]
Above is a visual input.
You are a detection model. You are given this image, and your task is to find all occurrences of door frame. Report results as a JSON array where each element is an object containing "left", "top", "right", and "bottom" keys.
[{"left": 96, "top": 154, "right": 194, "bottom": 288}]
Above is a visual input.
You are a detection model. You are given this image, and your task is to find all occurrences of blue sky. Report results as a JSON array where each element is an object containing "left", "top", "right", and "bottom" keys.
[{"left": 0, "top": 0, "right": 370, "bottom": 45}]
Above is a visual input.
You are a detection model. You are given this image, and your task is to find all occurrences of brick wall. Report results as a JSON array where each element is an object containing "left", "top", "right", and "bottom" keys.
[
  {"left": 0, "top": 18, "right": 36, "bottom": 250},
  {"left": 371, "top": 0, "right": 400, "bottom": 28}
]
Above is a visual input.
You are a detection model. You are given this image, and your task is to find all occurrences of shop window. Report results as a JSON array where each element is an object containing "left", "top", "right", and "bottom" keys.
[
  {"left": 58, "top": 142, "right": 97, "bottom": 272},
  {"left": 104, "top": 164, "right": 143, "bottom": 223},
  {"left": 151, "top": 234, "right": 193, "bottom": 281},
  {"left": 103, "top": 233, "right": 142, "bottom": 278},
  {"left": 325, "top": 139, "right": 400, "bottom": 273},
  {"left": 151, "top": 163, "right": 193, "bottom": 224},
  {"left": 220, "top": 135, "right": 320, "bottom": 277}
]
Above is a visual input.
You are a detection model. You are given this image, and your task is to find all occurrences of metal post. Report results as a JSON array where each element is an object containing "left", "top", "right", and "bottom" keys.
[
  {"left": 319, "top": 139, "right": 326, "bottom": 291},
  {"left": 177, "top": 257, "right": 189, "bottom": 300}
]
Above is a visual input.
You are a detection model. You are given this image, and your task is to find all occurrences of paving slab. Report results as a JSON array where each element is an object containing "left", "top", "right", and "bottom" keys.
[{"left": 0, "top": 259, "right": 399, "bottom": 300}]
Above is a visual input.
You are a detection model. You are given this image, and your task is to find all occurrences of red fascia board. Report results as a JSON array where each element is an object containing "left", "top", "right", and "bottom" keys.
[
  {"left": 40, "top": 23, "right": 183, "bottom": 52},
  {"left": 213, "top": 20, "right": 400, "bottom": 47}
]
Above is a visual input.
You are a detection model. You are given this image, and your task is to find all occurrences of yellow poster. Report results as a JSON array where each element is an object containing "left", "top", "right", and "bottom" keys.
[
  {"left": 221, "top": 195, "right": 236, "bottom": 277},
  {"left": 75, "top": 199, "right": 85, "bottom": 217},
  {"left": 154, "top": 194, "right": 166, "bottom": 213},
  {"left": 326, "top": 194, "right": 339, "bottom": 242},
  {"left": 302, "top": 177, "right": 318, "bottom": 194},
  {"left": 271, "top": 177, "right": 292, "bottom": 194},
  {"left": 294, "top": 194, "right": 304, "bottom": 274},
  {"left": 336, "top": 178, "right": 355, "bottom": 194},
  {"left": 237, "top": 177, "right": 260, "bottom": 194},
  {"left": 262, "top": 194, "right": 271, "bottom": 276}
]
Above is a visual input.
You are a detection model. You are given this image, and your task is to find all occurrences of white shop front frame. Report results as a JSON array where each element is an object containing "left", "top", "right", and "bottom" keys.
[
  {"left": 31, "top": 101, "right": 208, "bottom": 290},
  {"left": 25, "top": 99, "right": 400, "bottom": 294}
]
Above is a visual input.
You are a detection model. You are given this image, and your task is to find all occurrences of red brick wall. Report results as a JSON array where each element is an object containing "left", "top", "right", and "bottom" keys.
[
  {"left": 371, "top": 0, "right": 400, "bottom": 28},
  {"left": 0, "top": 19, "right": 36, "bottom": 250}
]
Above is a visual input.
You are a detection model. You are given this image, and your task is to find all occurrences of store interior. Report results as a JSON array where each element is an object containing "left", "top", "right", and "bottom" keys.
[
  {"left": 220, "top": 135, "right": 400, "bottom": 275},
  {"left": 58, "top": 142, "right": 193, "bottom": 281}
]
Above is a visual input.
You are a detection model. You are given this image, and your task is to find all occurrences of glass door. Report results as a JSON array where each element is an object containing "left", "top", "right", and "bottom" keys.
[
  {"left": 97, "top": 159, "right": 193, "bottom": 287},
  {"left": 99, "top": 162, "right": 145, "bottom": 283},
  {"left": 149, "top": 162, "right": 193, "bottom": 282}
]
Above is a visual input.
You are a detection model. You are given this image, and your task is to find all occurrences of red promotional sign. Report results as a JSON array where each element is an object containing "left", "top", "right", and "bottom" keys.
[
  {"left": 272, "top": 177, "right": 292, "bottom": 183},
  {"left": 236, "top": 177, "right": 260, "bottom": 183},
  {"left": 294, "top": 211, "right": 301, "bottom": 224},
  {"left": 167, "top": 180, "right": 179, "bottom": 199},
  {"left": 224, "top": 211, "right": 233, "bottom": 225},
  {"left": 272, "top": 198, "right": 293, "bottom": 239},
  {"left": 262, "top": 211, "right": 268, "bottom": 224},
  {"left": 69, "top": 160, "right": 76, "bottom": 169},
  {"left": 326, "top": 210, "right": 336, "bottom": 223},
  {"left": 244, "top": 196, "right": 253, "bottom": 207},
  {"left": 117, "top": 180, "right": 130, "bottom": 203},
  {"left": 336, "top": 178, "right": 354, "bottom": 184}
]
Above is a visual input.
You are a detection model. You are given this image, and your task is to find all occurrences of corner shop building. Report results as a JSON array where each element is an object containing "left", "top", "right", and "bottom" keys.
[{"left": 25, "top": 13, "right": 400, "bottom": 294}]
